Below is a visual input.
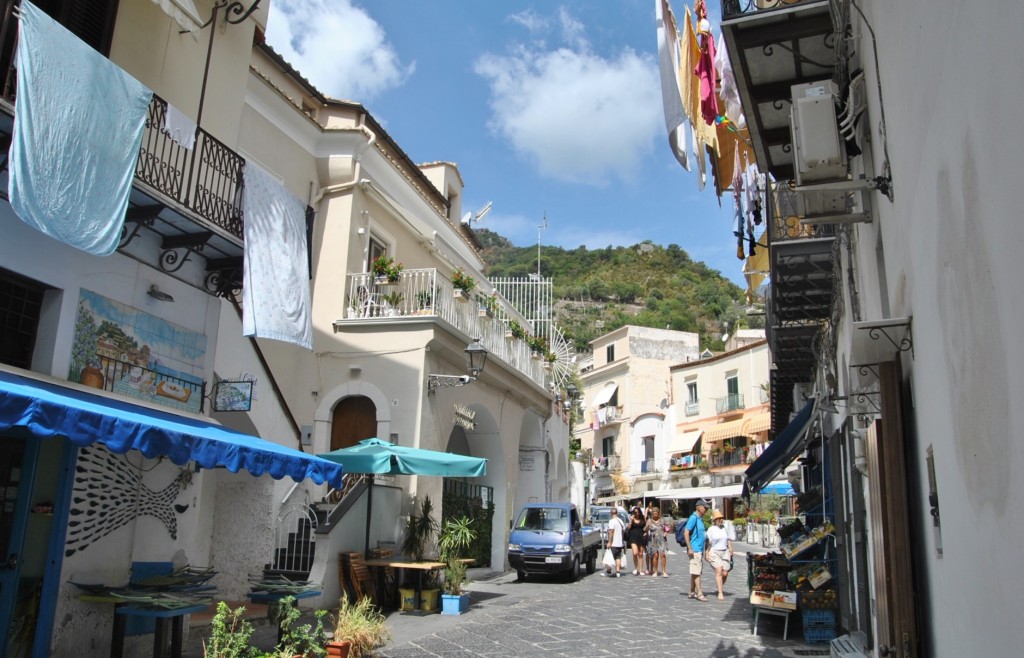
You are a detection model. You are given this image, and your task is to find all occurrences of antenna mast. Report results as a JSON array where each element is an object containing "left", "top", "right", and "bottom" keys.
[{"left": 537, "top": 212, "right": 548, "bottom": 277}]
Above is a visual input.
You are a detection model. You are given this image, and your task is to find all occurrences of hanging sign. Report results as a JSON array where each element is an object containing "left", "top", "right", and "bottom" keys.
[{"left": 453, "top": 403, "right": 476, "bottom": 430}]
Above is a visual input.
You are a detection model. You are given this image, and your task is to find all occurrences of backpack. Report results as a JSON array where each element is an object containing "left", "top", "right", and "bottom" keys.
[{"left": 675, "top": 517, "right": 688, "bottom": 546}]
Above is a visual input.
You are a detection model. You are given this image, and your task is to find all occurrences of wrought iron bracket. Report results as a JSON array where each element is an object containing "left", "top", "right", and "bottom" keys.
[
  {"left": 160, "top": 232, "right": 213, "bottom": 273},
  {"left": 427, "top": 374, "right": 475, "bottom": 393},
  {"left": 119, "top": 204, "right": 164, "bottom": 248}
]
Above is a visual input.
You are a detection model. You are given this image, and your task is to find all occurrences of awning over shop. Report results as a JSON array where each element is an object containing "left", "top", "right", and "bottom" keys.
[
  {"left": 591, "top": 383, "right": 618, "bottom": 407},
  {"left": 703, "top": 417, "right": 748, "bottom": 443},
  {"left": 760, "top": 480, "right": 796, "bottom": 496},
  {"left": 743, "top": 412, "right": 771, "bottom": 436},
  {"left": 744, "top": 398, "right": 817, "bottom": 496},
  {"left": 655, "top": 483, "right": 744, "bottom": 500},
  {"left": 666, "top": 429, "right": 702, "bottom": 455},
  {"left": 0, "top": 368, "right": 344, "bottom": 488}
]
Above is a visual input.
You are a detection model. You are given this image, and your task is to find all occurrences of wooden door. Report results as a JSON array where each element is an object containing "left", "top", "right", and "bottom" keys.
[
  {"left": 865, "top": 361, "right": 918, "bottom": 657},
  {"left": 330, "top": 396, "right": 378, "bottom": 452}
]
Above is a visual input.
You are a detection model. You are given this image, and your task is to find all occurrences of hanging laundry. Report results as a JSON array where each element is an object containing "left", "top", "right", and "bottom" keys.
[
  {"left": 8, "top": 1, "right": 153, "bottom": 256},
  {"left": 693, "top": 0, "right": 718, "bottom": 126},
  {"left": 657, "top": 0, "right": 690, "bottom": 171},
  {"left": 242, "top": 164, "right": 313, "bottom": 350},
  {"left": 162, "top": 102, "right": 197, "bottom": 151},
  {"left": 680, "top": 6, "right": 717, "bottom": 192},
  {"left": 715, "top": 32, "right": 746, "bottom": 129}
]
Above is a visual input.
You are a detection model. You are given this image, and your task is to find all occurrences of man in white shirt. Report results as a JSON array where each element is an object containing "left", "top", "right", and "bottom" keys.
[{"left": 604, "top": 507, "right": 626, "bottom": 577}]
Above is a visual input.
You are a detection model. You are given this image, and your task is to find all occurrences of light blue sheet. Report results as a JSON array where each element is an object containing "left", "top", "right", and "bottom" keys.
[{"left": 9, "top": 1, "right": 152, "bottom": 256}]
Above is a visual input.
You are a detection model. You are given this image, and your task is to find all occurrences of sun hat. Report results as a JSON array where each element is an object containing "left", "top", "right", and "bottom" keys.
[{"left": 712, "top": 509, "right": 724, "bottom": 520}]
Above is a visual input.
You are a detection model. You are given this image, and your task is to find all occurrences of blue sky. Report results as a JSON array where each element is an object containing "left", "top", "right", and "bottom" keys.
[{"left": 265, "top": 1, "right": 744, "bottom": 286}]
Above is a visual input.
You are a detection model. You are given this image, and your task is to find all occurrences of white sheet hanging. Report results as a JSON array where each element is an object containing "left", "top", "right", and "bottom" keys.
[
  {"left": 241, "top": 165, "right": 313, "bottom": 350},
  {"left": 9, "top": 1, "right": 152, "bottom": 256},
  {"left": 656, "top": 0, "right": 690, "bottom": 171},
  {"left": 163, "top": 102, "right": 196, "bottom": 150}
]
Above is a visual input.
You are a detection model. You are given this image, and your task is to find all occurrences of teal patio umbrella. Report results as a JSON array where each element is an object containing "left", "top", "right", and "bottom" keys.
[{"left": 319, "top": 438, "right": 487, "bottom": 556}]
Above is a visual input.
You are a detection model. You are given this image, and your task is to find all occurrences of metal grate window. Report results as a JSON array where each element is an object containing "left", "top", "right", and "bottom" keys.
[{"left": 0, "top": 271, "right": 44, "bottom": 369}]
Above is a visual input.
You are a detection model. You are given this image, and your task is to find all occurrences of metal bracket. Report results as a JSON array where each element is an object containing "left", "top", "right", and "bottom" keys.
[
  {"left": 426, "top": 374, "right": 474, "bottom": 393},
  {"left": 160, "top": 232, "right": 212, "bottom": 273}
]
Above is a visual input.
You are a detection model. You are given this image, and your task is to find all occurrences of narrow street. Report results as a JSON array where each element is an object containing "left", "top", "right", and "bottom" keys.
[{"left": 184, "top": 543, "right": 829, "bottom": 657}]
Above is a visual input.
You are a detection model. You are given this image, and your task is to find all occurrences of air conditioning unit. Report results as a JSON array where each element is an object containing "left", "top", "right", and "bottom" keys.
[
  {"left": 791, "top": 80, "right": 850, "bottom": 219},
  {"left": 699, "top": 475, "right": 712, "bottom": 486},
  {"left": 792, "top": 382, "right": 814, "bottom": 411}
]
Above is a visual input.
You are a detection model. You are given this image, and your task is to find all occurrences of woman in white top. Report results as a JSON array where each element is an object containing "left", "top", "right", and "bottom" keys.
[{"left": 705, "top": 509, "right": 735, "bottom": 600}]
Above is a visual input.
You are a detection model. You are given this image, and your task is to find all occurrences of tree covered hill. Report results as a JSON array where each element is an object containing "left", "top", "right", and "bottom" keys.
[{"left": 475, "top": 229, "right": 758, "bottom": 352}]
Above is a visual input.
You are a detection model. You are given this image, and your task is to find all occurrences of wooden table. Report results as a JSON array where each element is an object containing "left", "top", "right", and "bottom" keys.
[{"left": 362, "top": 558, "right": 446, "bottom": 613}]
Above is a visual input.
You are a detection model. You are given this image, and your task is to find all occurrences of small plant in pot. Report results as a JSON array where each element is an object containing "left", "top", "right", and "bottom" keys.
[
  {"left": 451, "top": 267, "right": 476, "bottom": 300},
  {"left": 327, "top": 595, "right": 391, "bottom": 658},
  {"left": 399, "top": 496, "right": 440, "bottom": 611},
  {"left": 439, "top": 516, "right": 477, "bottom": 615},
  {"left": 271, "top": 596, "right": 329, "bottom": 658},
  {"left": 371, "top": 254, "right": 403, "bottom": 284}
]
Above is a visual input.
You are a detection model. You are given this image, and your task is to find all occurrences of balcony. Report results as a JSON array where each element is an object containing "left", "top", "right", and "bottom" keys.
[
  {"left": 719, "top": 0, "right": 838, "bottom": 431},
  {"left": 337, "top": 269, "right": 548, "bottom": 389},
  {"left": 715, "top": 394, "right": 745, "bottom": 414},
  {"left": 0, "top": 10, "right": 246, "bottom": 296},
  {"left": 600, "top": 405, "right": 624, "bottom": 425},
  {"left": 684, "top": 400, "right": 700, "bottom": 417},
  {"left": 708, "top": 449, "right": 753, "bottom": 469}
]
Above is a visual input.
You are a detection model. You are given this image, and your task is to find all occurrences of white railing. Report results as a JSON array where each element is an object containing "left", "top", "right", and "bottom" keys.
[{"left": 342, "top": 269, "right": 548, "bottom": 388}]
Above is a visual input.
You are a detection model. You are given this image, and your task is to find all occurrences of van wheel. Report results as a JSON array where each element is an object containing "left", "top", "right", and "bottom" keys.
[
  {"left": 564, "top": 557, "right": 580, "bottom": 582},
  {"left": 516, "top": 570, "right": 527, "bottom": 581},
  {"left": 585, "top": 550, "right": 597, "bottom": 574}
]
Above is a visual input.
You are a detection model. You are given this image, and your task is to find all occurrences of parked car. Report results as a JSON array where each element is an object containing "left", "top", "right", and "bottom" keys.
[
  {"left": 507, "top": 502, "right": 600, "bottom": 582},
  {"left": 588, "top": 505, "right": 629, "bottom": 547}
]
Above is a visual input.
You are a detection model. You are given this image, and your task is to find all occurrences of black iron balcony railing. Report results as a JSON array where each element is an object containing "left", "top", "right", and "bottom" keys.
[
  {"left": 721, "top": 0, "right": 816, "bottom": 20},
  {"left": 135, "top": 96, "right": 245, "bottom": 239}
]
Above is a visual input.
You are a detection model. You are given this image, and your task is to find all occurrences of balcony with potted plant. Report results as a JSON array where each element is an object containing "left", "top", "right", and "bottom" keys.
[
  {"left": 451, "top": 267, "right": 477, "bottom": 301},
  {"left": 371, "top": 254, "right": 404, "bottom": 286}
]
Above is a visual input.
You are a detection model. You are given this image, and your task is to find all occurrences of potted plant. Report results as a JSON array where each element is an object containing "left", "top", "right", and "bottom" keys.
[
  {"left": 477, "top": 292, "right": 498, "bottom": 318},
  {"left": 203, "top": 601, "right": 258, "bottom": 658},
  {"left": 451, "top": 267, "right": 476, "bottom": 301},
  {"left": 399, "top": 496, "right": 439, "bottom": 610},
  {"left": 381, "top": 291, "right": 404, "bottom": 316},
  {"left": 439, "top": 516, "right": 476, "bottom": 615},
  {"left": 415, "top": 289, "right": 434, "bottom": 314},
  {"left": 327, "top": 595, "right": 391, "bottom": 658},
  {"left": 272, "top": 596, "right": 329, "bottom": 658},
  {"left": 543, "top": 351, "right": 558, "bottom": 370},
  {"left": 507, "top": 319, "right": 527, "bottom": 341},
  {"left": 371, "top": 254, "right": 403, "bottom": 285},
  {"left": 527, "top": 334, "right": 547, "bottom": 360}
]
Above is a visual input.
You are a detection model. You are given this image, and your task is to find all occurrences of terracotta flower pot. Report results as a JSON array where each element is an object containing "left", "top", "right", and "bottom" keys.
[
  {"left": 80, "top": 366, "right": 105, "bottom": 389},
  {"left": 326, "top": 640, "right": 351, "bottom": 658}
]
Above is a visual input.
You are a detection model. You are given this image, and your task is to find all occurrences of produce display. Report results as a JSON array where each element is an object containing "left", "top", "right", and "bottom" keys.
[{"left": 800, "top": 588, "right": 839, "bottom": 610}]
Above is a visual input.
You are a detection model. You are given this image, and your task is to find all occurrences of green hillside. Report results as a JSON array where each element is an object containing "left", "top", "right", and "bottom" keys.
[{"left": 475, "top": 229, "right": 761, "bottom": 352}]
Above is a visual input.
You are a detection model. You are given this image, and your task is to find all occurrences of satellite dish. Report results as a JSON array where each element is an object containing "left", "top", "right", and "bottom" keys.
[{"left": 461, "top": 211, "right": 472, "bottom": 224}]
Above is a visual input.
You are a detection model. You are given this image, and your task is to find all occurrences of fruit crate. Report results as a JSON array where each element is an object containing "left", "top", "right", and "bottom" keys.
[
  {"left": 803, "top": 626, "right": 838, "bottom": 644},
  {"left": 802, "top": 609, "right": 836, "bottom": 627}
]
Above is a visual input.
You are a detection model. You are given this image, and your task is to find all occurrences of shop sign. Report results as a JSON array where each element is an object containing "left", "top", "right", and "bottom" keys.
[{"left": 453, "top": 403, "right": 476, "bottom": 430}]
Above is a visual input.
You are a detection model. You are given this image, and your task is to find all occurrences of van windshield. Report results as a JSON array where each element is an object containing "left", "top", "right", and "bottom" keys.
[{"left": 515, "top": 507, "right": 569, "bottom": 532}]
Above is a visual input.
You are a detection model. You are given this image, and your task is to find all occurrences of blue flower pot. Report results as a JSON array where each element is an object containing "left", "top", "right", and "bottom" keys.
[{"left": 441, "top": 593, "right": 470, "bottom": 615}]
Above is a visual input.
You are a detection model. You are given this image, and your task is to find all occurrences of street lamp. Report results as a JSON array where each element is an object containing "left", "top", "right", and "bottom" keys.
[{"left": 427, "top": 338, "right": 488, "bottom": 393}]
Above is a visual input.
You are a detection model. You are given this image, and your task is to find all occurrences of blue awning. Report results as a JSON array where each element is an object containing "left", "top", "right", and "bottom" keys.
[
  {"left": 743, "top": 398, "right": 817, "bottom": 496},
  {"left": 760, "top": 481, "right": 796, "bottom": 496},
  {"left": 0, "top": 369, "right": 344, "bottom": 488}
]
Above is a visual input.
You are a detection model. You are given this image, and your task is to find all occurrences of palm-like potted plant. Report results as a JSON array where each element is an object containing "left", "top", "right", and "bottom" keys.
[
  {"left": 399, "top": 496, "right": 440, "bottom": 611},
  {"left": 451, "top": 267, "right": 477, "bottom": 301},
  {"left": 327, "top": 595, "right": 391, "bottom": 658},
  {"left": 439, "top": 516, "right": 477, "bottom": 615},
  {"left": 371, "top": 254, "right": 403, "bottom": 285}
]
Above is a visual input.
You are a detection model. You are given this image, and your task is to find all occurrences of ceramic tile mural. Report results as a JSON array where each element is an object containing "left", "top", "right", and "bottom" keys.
[{"left": 69, "top": 289, "right": 207, "bottom": 413}]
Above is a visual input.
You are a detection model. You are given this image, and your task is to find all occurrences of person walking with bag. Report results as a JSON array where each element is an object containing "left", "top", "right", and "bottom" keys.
[
  {"left": 683, "top": 499, "right": 709, "bottom": 601},
  {"left": 706, "top": 509, "right": 735, "bottom": 599},
  {"left": 603, "top": 506, "right": 626, "bottom": 577}
]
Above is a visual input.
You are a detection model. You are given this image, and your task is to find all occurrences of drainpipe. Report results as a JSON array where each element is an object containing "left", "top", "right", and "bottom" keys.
[
  {"left": 851, "top": 429, "right": 868, "bottom": 476},
  {"left": 311, "top": 125, "right": 377, "bottom": 205}
]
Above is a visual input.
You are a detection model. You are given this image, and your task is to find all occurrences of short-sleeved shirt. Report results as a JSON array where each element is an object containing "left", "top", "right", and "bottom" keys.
[
  {"left": 608, "top": 515, "right": 626, "bottom": 548},
  {"left": 685, "top": 512, "right": 707, "bottom": 552}
]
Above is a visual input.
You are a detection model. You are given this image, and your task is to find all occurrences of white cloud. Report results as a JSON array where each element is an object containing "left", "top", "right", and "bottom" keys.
[
  {"left": 265, "top": 0, "right": 413, "bottom": 101},
  {"left": 475, "top": 11, "right": 662, "bottom": 186}
]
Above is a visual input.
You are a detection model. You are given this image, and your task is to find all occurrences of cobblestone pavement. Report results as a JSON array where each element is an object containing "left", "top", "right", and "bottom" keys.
[
  {"left": 377, "top": 547, "right": 827, "bottom": 658},
  {"left": 183, "top": 544, "right": 831, "bottom": 658}
]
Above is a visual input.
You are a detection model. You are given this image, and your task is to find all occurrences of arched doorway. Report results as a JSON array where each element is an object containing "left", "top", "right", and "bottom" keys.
[{"left": 331, "top": 396, "right": 377, "bottom": 452}]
